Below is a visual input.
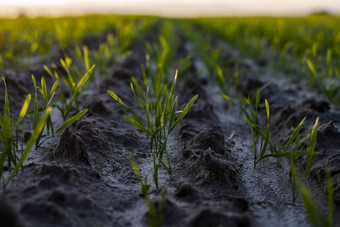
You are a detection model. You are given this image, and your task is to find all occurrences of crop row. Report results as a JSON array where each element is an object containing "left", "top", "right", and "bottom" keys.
[{"left": 1, "top": 15, "right": 340, "bottom": 226}]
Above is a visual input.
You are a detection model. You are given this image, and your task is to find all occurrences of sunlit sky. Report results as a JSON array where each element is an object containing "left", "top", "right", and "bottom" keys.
[{"left": 0, "top": 0, "right": 339, "bottom": 17}]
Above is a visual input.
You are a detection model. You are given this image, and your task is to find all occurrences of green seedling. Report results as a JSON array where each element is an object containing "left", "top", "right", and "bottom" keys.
[
  {"left": 130, "top": 156, "right": 150, "bottom": 197},
  {"left": 240, "top": 90, "right": 273, "bottom": 168},
  {"left": 305, "top": 117, "right": 319, "bottom": 176},
  {"left": 308, "top": 50, "right": 340, "bottom": 105},
  {"left": 181, "top": 23, "right": 224, "bottom": 87},
  {"left": 4, "top": 106, "right": 52, "bottom": 189},
  {"left": 83, "top": 46, "right": 90, "bottom": 73},
  {"left": 288, "top": 117, "right": 318, "bottom": 203},
  {"left": 29, "top": 75, "right": 88, "bottom": 147},
  {"left": 130, "top": 156, "right": 167, "bottom": 227},
  {"left": 256, "top": 117, "right": 309, "bottom": 165},
  {"left": 241, "top": 88, "right": 320, "bottom": 171},
  {"left": 242, "top": 97, "right": 277, "bottom": 168},
  {"left": 177, "top": 56, "right": 192, "bottom": 76},
  {"left": 74, "top": 46, "right": 95, "bottom": 81},
  {"left": 241, "top": 92, "right": 321, "bottom": 204},
  {"left": 307, "top": 59, "right": 317, "bottom": 83},
  {"left": 75, "top": 36, "right": 131, "bottom": 82},
  {"left": 0, "top": 77, "right": 53, "bottom": 189},
  {"left": 321, "top": 68, "right": 340, "bottom": 105},
  {"left": 0, "top": 77, "right": 31, "bottom": 180},
  {"left": 38, "top": 76, "right": 59, "bottom": 136},
  {"left": 148, "top": 186, "right": 167, "bottom": 227},
  {"left": 290, "top": 160, "right": 334, "bottom": 227},
  {"left": 44, "top": 63, "right": 95, "bottom": 120},
  {"left": 29, "top": 75, "right": 58, "bottom": 148},
  {"left": 108, "top": 70, "right": 198, "bottom": 188},
  {"left": 54, "top": 109, "right": 88, "bottom": 134}
]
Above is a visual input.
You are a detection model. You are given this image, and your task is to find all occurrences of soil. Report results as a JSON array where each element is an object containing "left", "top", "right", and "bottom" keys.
[{"left": 1, "top": 23, "right": 340, "bottom": 227}]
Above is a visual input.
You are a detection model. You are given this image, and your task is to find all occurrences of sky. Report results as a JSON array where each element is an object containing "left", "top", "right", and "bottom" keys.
[{"left": 0, "top": 0, "right": 339, "bottom": 17}]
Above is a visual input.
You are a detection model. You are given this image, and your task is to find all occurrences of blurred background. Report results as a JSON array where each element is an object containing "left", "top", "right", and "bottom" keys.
[{"left": 0, "top": 0, "right": 339, "bottom": 17}]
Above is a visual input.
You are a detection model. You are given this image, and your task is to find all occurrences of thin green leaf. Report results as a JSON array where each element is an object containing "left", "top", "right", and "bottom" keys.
[
  {"left": 75, "top": 64, "right": 95, "bottom": 95},
  {"left": 83, "top": 46, "right": 90, "bottom": 72},
  {"left": 258, "top": 150, "right": 310, "bottom": 160},
  {"left": 265, "top": 99, "right": 270, "bottom": 119},
  {"left": 50, "top": 80, "right": 59, "bottom": 97},
  {"left": 5, "top": 106, "right": 52, "bottom": 188},
  {"left": 306, "top": 117, "right": 319, "bottom": 176},
  {"left": 307, "top": 59, "right": 316, "bottom": 76},
  {"left": 131, "top": 77, "right": 145, "bottom": 101},
  {"left": 283, "top": 117, "right": 306, "bottom": 153},
  {"left": 44, "top": 65, "right": 53, "bottom": 78},
  {"left": 40, "top": 77, "right": 48, "bottom": 103},
  {"left": 123, "top": 115, "right": 150, "bottom": 135},
  {"left": 220, "top": 94, "right": 231, "bottom": 102},
  {"left": 168, "top": 97, "right": 178, "bottom": 134},
  {"left": 171, "top": 94, "right": 198, "bottom": 131},
  {"left": 299, "top": 184, "right": 319, "bottom": 227},
  {"left": 56, "top": 109, "right": 88, "bottom": 133},
  {"left": 255, "top": 90, "right": 261, "bottom": 110},
  {"left": 129, "top": 155, "right": 141, "bottom": 182},
  {"left": 3, "top": 77, "right": 10, "bottom": 134},
  {"left": 108, "top": 90, "right": 128, "bottom": 107},
  {"left": 216, "top": 65, "right": 224, "bottom": 85},
  {"left": 16, "top": 94, "right": 31, "bottom": 128}
]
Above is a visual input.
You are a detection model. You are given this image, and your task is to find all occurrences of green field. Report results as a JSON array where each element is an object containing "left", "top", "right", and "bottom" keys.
[{"left": 0, "top": 14, "right": 340, "bottom": 226}]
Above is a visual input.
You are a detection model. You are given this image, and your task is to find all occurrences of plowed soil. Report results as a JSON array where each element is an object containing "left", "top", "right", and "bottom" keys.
[{"left": 1, "top": 23, "right": 340, "bottom": 227}]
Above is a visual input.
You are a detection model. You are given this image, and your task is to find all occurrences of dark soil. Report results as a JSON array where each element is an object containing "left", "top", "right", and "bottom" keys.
[{"left": 1, "top": 24, "right": 340, "bottom": 227}]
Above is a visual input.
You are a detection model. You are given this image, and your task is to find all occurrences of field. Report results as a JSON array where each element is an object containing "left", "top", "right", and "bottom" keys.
[{"left": 1, "top": 14, "right": 340, "bottom": 226}]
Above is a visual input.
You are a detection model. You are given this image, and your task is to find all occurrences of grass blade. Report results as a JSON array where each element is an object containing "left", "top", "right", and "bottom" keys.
[
  {"left": 75, "top": 64, "right": 95, "bottom": 96},
  {"left": 5, "top": 106, "right": 52, "bottom": 188},
  {"left": 40, "top": 77, "right": 48, "bottom": 103},
  {"left": 168, "top": 97, "right": 178, "bottom": 134},
  {"left": 83, "top": 46, "right": 90, "bottom": 72},
  {"left": 50, "top": 80, "right": 59, "bottom": 97},
  {"left": 16, "top": 94, "right": 31, "bottom": 128},
  {"left": 123, "top": 115, "right": 149, "bottom": 135},
  {"left": 265, "top": 99, "right": 270, "bottom": 119},
  {"left": 305, "top": 117, "right": 319, "bottom": 176},
  {"left": 299, "top": 184, "right": 319, "bottom": 227},
  {"left": 44, "top": 65, "right": 53, "bottom": 78},
  {"left": 3, "top": 77, "right": 10, "bottom": 135},
  {"left": 170, "top": 94, "right": 198, "bottom": 132},
  {"left": 56, "top": 109, "right": 88, "bottom": 133},
  {"left": 283, "top": 117, "right": 306, "bottom": 153},
  {"left": 307, "top": 59, "right": 316, "bottom": 77},
  {"left": 108, "top": 90, "right": 128, "bottom": 107}
]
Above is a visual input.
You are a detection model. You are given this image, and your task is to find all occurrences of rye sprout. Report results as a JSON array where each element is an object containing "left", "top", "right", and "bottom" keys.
[
  {"left": 29, "top": 75, "right": 88, "bottom": 148},
  {"left": 75, "top": 37, "right": 130, "bottom": 81},
  {"left": 0, "top": 77, "right": 31, "bottom": 178},
  {"left": 4, "top": 106, "right": 52, "bottom": 190},
  {"left": 130, "top": 156, "right": 167, "bottom": 227},
  {"left": 241, "top": 91, "right": 323, "bottom": 209},
  {"left": 291, "top": 160, "right": 334, "bottom": 227},
  {"left": 240, "top": 89, "right": 320, "bottom": 170},
  {"left": 44, "top": 62, "right": 95, "bottom": 120},
  {"left": 241, "top": 92, "right": 320, "bottom": 202},
  {"left": 307, "top": 48, "right": 340, "bottom": 105},
  {"left": 241, "top": 90, "right": 276, "bottom": 168},
  {"left": 0, "top": 77, "right": 52, "bottom": 189},
  {"left": 29, "top": 75, "right": 58, "bottom": 148},
  {"left": 108, "top": 70, "right": 198, "bottom": 188}
]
